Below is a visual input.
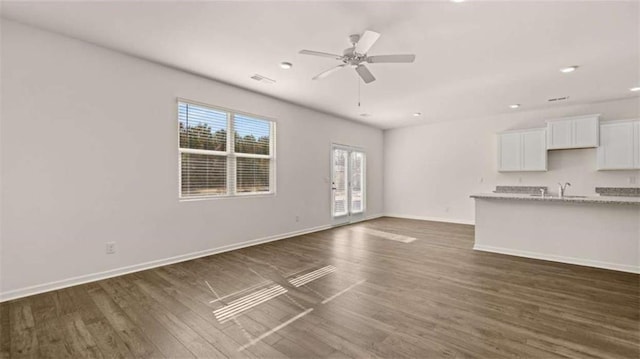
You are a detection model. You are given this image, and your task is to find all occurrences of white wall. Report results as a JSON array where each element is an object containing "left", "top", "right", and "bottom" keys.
[
  {"left": 384, "top": 97, "right": 640, "bottom": 224},
  {"left": 0, "top": 20, "right": 384, "bottom": 299}
]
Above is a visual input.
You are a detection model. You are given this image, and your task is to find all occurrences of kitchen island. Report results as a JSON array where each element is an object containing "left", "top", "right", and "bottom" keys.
[{"left": 471, "top": 193, "right": 640, "bottom": 273}]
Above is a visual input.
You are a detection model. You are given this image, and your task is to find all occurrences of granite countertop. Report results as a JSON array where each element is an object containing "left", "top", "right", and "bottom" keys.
[{"left": 470, "top": 192, "right": 640, "bottom": 205}]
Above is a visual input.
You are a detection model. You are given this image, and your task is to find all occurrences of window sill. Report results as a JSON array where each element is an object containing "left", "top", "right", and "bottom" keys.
[{"left": 179, "top": 192, "right": 276, "bottom": 202}]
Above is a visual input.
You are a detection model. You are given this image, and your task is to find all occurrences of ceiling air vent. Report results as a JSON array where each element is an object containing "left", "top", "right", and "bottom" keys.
[
  {"left": 250, "top": 74, "right": 276, "bottom": 84},
  {"left": 548, "top": 96, "right": 570, "bottom": 102}
]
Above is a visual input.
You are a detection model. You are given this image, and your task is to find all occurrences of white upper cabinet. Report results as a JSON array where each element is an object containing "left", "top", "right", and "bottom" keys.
[
  {"left": 498, "top": 128, "right": 547, "bottom": 172},
  {"left": 597, "top": 119, "right": 640, "bottom": 170},
  {"left": 522, "top": 130, "right": 547, "bottom": 170},
  {"left": 574, "top": 116, "right": 599, "bottom": 148},
  {"left": 498, "top": 132, "right": 521, "bottom": 171},
  {"left": 547, "top": 114, "right": 600, "bottom": 150},
  {"left": 547, "top": 120, "right": 572, "bottom": 149}
]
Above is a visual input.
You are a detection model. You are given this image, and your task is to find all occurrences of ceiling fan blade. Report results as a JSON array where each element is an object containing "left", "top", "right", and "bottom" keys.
[
  {"left": 355, "top": 64, "right": 376, "bottom": 84},
  {"left": 299, "top": 50, "right": 343, "bottom": 59},
  {"left": 312, "top": 64, "right": 347, "bottom": 80},
  {"left": 367, "top": 54, "right": 416, "bottom": 63},
  {"left": 354, "top": 30, "right": 381, "bottom": 55}
]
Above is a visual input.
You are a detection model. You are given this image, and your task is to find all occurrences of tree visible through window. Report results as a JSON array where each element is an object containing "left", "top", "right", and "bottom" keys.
[{"left": 178, "top": 101, "right": 274, "bottom": 198}]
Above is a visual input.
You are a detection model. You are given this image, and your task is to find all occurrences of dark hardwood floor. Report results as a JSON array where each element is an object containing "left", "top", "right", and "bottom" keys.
[{"left": 1, "top": 217, "right": 638, "bottom": 358}]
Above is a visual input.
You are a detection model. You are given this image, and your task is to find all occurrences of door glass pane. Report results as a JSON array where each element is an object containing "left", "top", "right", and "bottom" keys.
[
  {"left": 333, "top": 148, "right": 348, "bottom": 217},
  {"left": 350, "top": 151, "right": 364, "bottom": 213}
]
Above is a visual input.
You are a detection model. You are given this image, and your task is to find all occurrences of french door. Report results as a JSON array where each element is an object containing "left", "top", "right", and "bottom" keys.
[{"left": 331, "top": 144, "right": 366, "bottom": 225}]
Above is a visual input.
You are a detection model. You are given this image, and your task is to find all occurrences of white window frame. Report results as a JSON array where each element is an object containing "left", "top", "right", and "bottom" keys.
[{"left": 177, "top": 98, "right": 276, "bottom": 200}]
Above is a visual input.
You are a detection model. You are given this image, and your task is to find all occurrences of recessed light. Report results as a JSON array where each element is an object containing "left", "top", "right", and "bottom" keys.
[
  {"left": 630, "top": 87, "right": 640, "bottom": 92},
  {"left": 279, "top": 62, "right": 293, "bottom": 69},
  {"left": 509, "top": 104, "right": 521, "bottom": 109},
  {"left": 560, "top": 66, "right": 578, "bottom": 73},
  {"left": 451, "top": 0, "right": 466, "bottom": 3},
  {"left": 413, "top": 112, "right": 422, "bottom": 117}
]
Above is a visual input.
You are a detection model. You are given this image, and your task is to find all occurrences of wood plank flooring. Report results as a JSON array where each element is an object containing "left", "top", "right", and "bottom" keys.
[{"left": 1, "top": 217, "right": 638, "bottom": 358}]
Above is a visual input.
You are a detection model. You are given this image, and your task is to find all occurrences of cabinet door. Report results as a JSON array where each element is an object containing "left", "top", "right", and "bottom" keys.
[
  {"left": 498, "top": 133, "right": 521, "bottom": 171},
  {"left": 547, "top": 120, "right": 572, "bottom": 149},
  {"left": 522, "top": 130, "right": 547, "bottom": 171},
  {"left": 574, "top": 116, "right": 599, "bottom": 148},
  {"left": 597, "top": 122, "right": 634, "bottom": 170}
]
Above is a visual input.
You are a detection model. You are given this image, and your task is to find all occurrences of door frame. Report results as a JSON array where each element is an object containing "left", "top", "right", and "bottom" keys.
[{"left": 331, "top": 143, "right": 366, "bottom": 226}]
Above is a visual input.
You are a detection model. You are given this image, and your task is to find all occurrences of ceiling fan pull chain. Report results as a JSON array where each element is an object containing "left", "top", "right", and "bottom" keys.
[{"left": 358, "top": 79, "right": 361, "bottom": 107}]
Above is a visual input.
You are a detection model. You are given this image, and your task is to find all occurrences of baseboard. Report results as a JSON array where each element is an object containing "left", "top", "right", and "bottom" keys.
[
  {"left": 1, "top": 213, "right": 386, "bottom": 302},
  {"left": 474, "top": 244, "right": 640, "bottom": 274},
  {"left": 2, "top": 223, "right": 347, "bottom": 302},
  {"left": 384, "top": 213, "right": 475, "bottom": 226}
]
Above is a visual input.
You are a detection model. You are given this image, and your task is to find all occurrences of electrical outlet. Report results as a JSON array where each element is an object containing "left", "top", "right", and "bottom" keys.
[
  {"left": 479, "top": 177, "right": 484, "bottom": 184},
  {"left": 518, "top": 177, "right": 523, "bottom": 183},
  {"left": 295, "top": 215, "right": 300, "bottom": 223},
  {"left": 106, "top": 242, "right": 116, "bottom": 254},
  {"left": 629, "top": 176, "right": 637, "bottom": 185}
]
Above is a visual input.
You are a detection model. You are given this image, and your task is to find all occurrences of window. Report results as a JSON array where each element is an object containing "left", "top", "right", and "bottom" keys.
[{"left": 178, "top": 100, "right": 275, "bottom": 199}]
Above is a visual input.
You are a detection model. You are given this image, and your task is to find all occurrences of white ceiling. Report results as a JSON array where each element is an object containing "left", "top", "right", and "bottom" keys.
[{"left": 2, "top": 1, "right": 639, "bottom": 129}]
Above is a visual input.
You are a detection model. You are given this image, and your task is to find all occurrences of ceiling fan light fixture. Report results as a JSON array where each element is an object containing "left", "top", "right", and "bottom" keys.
[
  {"left": 413, "top": 112, "right": 422, "bottom": 117},
  {"left": 560, "top": 66, "right": 578, "bottom": 73},
  {"left": 279, "top": 62, "right": 293, "bottom": 69}
]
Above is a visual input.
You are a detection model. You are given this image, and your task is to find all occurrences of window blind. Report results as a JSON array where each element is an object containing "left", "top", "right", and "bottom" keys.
[
  {"left": 234, "top": 114, "right": 271, "bottom": 155},
  {"left": 179, "top": 103, "right": 227, "bottom": 151},
  {"left": 178, "top": 101, "right": 275, "bottom": 199}
]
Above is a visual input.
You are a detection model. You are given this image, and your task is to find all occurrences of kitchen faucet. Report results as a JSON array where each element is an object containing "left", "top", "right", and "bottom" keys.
[{"left": 558, "top": 182, "right": 571, "bottom": 198}]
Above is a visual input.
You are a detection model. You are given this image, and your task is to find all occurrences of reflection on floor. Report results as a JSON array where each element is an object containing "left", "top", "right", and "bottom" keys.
[
  {"left": 212, "top": 284, "right": 289, "bottom": 324},
  {"left": 207, "top": 262, "right": 365, "bottom": 351},
  {"left": 289, "top": 265, "right": 337, "bottom": 287},
  {"left": 2, "top": 217, "right": 639, "bottom": 358},
  {"left": 351, "top": 227, "right": 417, "bottom": 243}
]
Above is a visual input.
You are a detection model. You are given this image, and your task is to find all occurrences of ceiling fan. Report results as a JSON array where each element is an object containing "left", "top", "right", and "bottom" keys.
[{"left": 299, "top": 30, "right": 416, "bottom": 84}]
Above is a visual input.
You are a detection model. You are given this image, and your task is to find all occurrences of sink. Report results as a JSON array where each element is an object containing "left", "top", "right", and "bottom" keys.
[{"left": 529, "top": 194, "right": 587, "bottom": 198}]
